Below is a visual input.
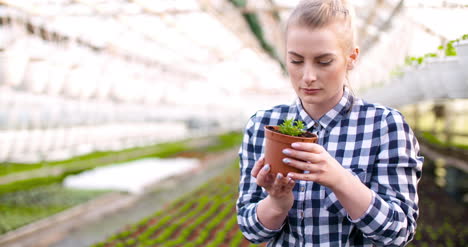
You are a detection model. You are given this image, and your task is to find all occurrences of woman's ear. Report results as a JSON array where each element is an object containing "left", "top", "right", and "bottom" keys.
[{"left": 347, "top": 47, "right": 359, "bottom": 70}]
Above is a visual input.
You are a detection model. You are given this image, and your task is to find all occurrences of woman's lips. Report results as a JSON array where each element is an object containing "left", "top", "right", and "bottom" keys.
[{"left": 302, "top": 88, "right": 321, "bottom": 94}]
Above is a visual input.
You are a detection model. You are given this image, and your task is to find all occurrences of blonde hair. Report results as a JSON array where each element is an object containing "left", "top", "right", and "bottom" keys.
[{"left": 286, "top": 0, "right": 356, "bottom": 53}]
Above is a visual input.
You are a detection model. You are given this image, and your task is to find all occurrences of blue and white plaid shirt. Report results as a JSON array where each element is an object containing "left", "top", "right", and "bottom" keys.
[{"left": 236, "top": 88, "right": 423, "bottom": 246}]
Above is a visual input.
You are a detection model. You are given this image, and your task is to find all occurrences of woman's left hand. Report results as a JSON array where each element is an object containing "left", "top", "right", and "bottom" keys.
[{"left": 282, "top": 142, "right": 347, "bottom": 190}]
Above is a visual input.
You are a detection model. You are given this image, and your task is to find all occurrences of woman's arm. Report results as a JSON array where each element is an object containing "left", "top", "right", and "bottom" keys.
[
  {"left": 236, "top": 116, "right": 295, "bottom": 244},
  {"left": 283, "top": 142, "right": 373, "bottom": 219},
  {"left": 327, "top": 169, "right": 373, "bottom": 220},
  {"left": 254, "top": 164, "right": 295, "bottom": 229},
  {"left": 283, "top": 111, "right": 423, "bottom": 246},
  {"left": 350, "top": 111, "right": 422, "bottom": 246}
]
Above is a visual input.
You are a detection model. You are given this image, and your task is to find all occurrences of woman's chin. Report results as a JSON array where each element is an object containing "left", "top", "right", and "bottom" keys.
[{"left": 299, "top": 94, "right": 323, "bottom": 104}]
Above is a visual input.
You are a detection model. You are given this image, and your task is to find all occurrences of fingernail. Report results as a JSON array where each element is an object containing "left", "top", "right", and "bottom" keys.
[
  {"left": 263, "top": 164, "right": 270, "bottom": 171},
  {"left": 283, "top": 158, "right": 290, "bottom": 164},
  {"left": 291, "top": 143, "right": 301, "bottom": 148},
  {"left": 282, "top": 149, "right": 291, "bottom": 155},
  {"left": 287, "top": 173, "right": 294, "bottom": 178},
  {"left": 277, "top": 173, "right": 283, "bottom": 179}
]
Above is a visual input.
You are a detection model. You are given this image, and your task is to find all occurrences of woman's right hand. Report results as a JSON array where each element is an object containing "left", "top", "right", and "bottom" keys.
[{"left": 251, "top": 157, "right": 296, "bottom": 213}]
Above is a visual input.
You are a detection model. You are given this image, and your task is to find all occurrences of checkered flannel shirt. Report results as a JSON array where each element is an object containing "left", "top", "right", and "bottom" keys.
[{"left": 236, "top": 89, "right": 423, "bottom": 246}]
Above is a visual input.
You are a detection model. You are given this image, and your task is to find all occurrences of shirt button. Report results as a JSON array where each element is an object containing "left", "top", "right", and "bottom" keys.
[
  {"left": 300, "top": 211, "right": 304, "bottom": 218},
  {"left": 300, "top": 186, "right": 305, "bottom": 192}
]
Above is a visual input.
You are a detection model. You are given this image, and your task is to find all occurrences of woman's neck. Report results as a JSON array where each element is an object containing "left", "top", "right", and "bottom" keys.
[{"left": 302, "top": 89, "right": 344, "bottom": 120}]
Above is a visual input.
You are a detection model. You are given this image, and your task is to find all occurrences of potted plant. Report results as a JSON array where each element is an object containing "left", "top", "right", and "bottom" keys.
[{"left": 264, "top": 119, "right": 318, "bottom": 176}]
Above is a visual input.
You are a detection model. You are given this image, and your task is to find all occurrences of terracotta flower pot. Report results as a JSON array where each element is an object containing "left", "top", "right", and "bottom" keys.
[{"left": 264, "top": 125, "right": 318, "bottom": 176}]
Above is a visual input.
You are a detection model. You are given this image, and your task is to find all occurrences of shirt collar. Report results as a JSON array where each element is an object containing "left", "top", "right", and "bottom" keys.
[{"left": 295, "top": 87, "right": 353, "bottom": 131}]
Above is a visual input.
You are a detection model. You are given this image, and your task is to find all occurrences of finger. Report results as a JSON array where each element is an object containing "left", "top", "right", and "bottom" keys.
[
  {"left": 271, "top": 173, "right": 291, "bottom": 190},
  {"left": 291, "top": 142, "right": 323, "bottom": 153},
  {"left": 263, "top": 171, "right": 276, "bottom": 185},
  {"left": 287, "top": 172, "right": 318, "bottom": 182},
  {"left": 272, "top": 173, "right": 284, "bottom": 188},
  {"left": 282, "top": 157, "right": 321, "bottom": 172},
  {"left": 282, "top": 148, "right": 322, "bottom": 164},
  {"left": 285, "top": 177, "right": 295, "bottom": 189},
  {"left": 256, "top": 164, "right": 274, "bottom": 188},
  {"left": 251, "top": 157, "right": 265, "bottom": 178}
]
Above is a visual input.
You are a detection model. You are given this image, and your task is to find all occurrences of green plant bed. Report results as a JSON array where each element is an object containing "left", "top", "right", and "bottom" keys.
[
  {"left": 93, "top": 157, "right": 468, "bottom": 246},
  {"left": 418, "top": 132, "right": 468, "bottom": 164},
  {"left": 420, "top": 131, "right": 468, "bottom": 150},
  {"left": 0, "top": 169, "right": 87, "bottom": 195},
  {"left": 0, "top": 184, "right": 109, "bottom": 234},
  {"left": 0, "top": 131, "right": 243, "bottom": 181},
  {"left": 0, "top": 132, "right": 244, "bottom": 237},
  {"left": 201, "top": 131, "right": 243, "bottom": 153},
  {"left": 407, "top": 164, "right": 468, "bottom": 247},
  {"left": 0, "top": 140, "right": 189, "bottom": 177},
  {"left": 0, "top": 142, "right": 189, "bottom": 196},
  {"left": 91, "top": 161, "right": 266, "bottom": 247}
]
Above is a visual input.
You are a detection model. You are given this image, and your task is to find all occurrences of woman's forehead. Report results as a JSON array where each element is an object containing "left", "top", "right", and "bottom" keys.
[{"left": 286, "top": 25, "right": 343, "bottom": 56}]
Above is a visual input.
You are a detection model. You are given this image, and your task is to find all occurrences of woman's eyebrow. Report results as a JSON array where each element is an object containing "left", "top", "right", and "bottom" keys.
[
  {"left": 287, "top": 51, "right": 335, "bottom": 59},
  {"left": 288, "top": 51, "right": 304, "bottom": 58},
  {"left": 315, "top": 53, "right": 335, "bottom": 59}
]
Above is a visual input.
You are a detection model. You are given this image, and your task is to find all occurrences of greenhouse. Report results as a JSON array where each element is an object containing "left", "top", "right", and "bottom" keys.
[{"left": 0, "top": 0, "right": 467, "bottom": 246}]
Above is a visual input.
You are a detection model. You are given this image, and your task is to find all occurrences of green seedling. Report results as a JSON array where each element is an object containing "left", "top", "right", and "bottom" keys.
[{"left": 278, "top": 119, "right": 306, "bottom": 137}]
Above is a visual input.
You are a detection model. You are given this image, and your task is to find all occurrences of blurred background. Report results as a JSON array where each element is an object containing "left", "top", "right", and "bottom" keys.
[{"left": 0, "top": 0, "right": 467, "bottom": 247}]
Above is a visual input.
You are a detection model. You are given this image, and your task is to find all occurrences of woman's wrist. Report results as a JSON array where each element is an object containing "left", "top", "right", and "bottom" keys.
[
  {"left": 266, "top": 193, "right": 294, "bottom": 214},
  {"left": 257, "top": 194, "right": 293, "bottom": 230},
  {"left": 327, "top": 166, "right": 350, "bottom": 192},
  {"left": 329, "top": 169, "right": 373, "bottom": 220}
]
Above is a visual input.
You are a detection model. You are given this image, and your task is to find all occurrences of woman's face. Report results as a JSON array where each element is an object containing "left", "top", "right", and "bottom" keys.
[{"left": 286, "top": 22, "right": 357, "bottom": 114}]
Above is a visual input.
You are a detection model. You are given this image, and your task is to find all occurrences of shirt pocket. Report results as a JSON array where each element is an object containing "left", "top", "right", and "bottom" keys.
[{"left": 322, "top": 168, "right": 367, "bottom": 218}]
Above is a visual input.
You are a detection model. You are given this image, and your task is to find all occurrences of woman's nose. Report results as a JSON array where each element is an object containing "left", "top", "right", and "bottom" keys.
[{"left": 302, "top": 64, "right": 317, "bottom": 84}]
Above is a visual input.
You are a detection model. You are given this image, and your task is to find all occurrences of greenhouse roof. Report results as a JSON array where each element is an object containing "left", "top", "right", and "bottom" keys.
[{"left": 0, "top": 0, "right": 467, "bottom": 100}]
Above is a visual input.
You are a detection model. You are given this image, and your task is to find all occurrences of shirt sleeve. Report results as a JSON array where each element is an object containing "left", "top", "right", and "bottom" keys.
[
  {"left": 349, "top": 110, "right": 423, "bottom": 246},
  {"left": 236, "top": 114, "right": 284, "bottom": 244}
]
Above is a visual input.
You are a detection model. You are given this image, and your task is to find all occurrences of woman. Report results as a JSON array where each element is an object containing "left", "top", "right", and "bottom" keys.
[{"left": 236, "top": 0, "right": 423, "bottom": 246}]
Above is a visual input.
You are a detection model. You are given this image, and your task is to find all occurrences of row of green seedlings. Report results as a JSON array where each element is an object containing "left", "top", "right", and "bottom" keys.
[
  {"left": 0, "top": 142, "right": 189, "bottom": 197},
  {"left": 0, "top": 185, "right": 108, "bottom": 234},
  {"left": 411, "top": 224, "right": 467, "bottom": 247},
  {"left": 195, "top": 208, "right": 244, "bottom": 247},
  {"left": 92, "top": 183, "right": 234, "bottom": 247},
  {"left": 187, "top": 175, "right": 261, "bottom": 247},
  {"left": 405, "top": 33, "right": 468, "bottom": 65},
  {"left": 137, "top": 198, "right": 221, "bottom": 246},
  {"left": 173, "top": 175, "right": 259, "bottom": 247},
  {"left": 164, "top": 200, "right": 235, "bottom": 247},
  {"left": 0, "top": 140, "right": 188, "bottom": 177},
  {"left": 92, "top": 183, "right": 211, "bottom": 246},
  {"left": 0, "top": 141, "right": 194, "bottom": 234},
  {"left": 407, "top": 170, "right": 468, "bottom": 247},
  {"left": 134, "top": 197, "right": 231, "bottom": 246},
  {"left": 96, "top": 183, "right": 219, "bottom": 245}
]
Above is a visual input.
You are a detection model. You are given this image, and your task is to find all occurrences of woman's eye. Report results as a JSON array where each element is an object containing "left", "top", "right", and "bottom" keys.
[
  {"left": 318, "top": 59, "right": 333, "bottom": 65},
  {"left": 290, "top": 60, "right": 303, "bottom": 64}
]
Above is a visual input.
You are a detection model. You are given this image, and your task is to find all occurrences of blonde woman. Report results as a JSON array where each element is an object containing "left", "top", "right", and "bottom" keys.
[{"left": 236, "top": 0, "right": 423, "bottom": 246}]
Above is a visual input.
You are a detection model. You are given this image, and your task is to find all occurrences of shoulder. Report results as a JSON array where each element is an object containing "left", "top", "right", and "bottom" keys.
[
  {"left": 353, "top": 97, "right": 406, "bottom": 121},
  {"left": 354, "top": 98, "right": 411, "bottom": 135}
]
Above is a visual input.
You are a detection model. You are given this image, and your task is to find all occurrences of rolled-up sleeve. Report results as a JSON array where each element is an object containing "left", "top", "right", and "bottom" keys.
[
  {"left": 349, "top": 111, "right": 423, "bottom": 246},
  {"left": 236, "top": 115, "right": 283, "bottom": 244}
]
